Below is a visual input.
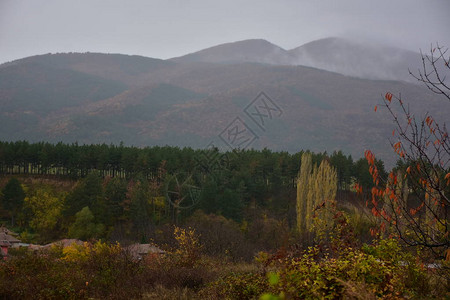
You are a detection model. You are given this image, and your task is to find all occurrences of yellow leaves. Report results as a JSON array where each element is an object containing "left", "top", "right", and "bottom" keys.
[
  {"left": 61, "top": 241, "right": 121, "bottom": 263},
  {"left": 62, "top": 242, "right": 91, "bottom": 262},
  {"left": 24, "top": 186, "right": 65, "bottom": 233}
]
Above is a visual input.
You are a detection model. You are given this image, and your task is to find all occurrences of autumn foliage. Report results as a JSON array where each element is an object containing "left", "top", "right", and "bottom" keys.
[{"left": 361, "top": 45, "right": 450, "bottom": 259}]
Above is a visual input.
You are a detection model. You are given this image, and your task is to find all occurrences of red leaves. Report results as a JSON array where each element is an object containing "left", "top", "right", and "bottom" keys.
[
  {"left": 385, "top": 92, "right": 393, "bottom": 102},
  {"left": 393, "top": 141, "right": 404, "bottom": 157},
  {"left": 425, "top": 116, "right": 433, "bottom": 127},
  {"left": 371, "top": 207, "right": 379, "bottom": 217},
  {"left": 445, "top": 173, "right": 450, "bottom": 186},
  {"left": 364, "top": 150, "right": 375, "bottom": 165},
  {"left": 374, "top": 105, "right": 378, "bottom": 112},
  {"left": 353, "top": 183, "right": 363, "bottom": 195}
]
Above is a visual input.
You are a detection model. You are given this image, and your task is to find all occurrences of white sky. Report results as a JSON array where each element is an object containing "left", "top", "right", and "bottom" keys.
[{"left": 1, "top": 0, "right": 449, "bottom": 64}]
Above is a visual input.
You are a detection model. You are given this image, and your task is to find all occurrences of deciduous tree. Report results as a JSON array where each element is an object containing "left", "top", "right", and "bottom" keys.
[{"left": 363, "top": 44, "right": 449, "bottom": 258}]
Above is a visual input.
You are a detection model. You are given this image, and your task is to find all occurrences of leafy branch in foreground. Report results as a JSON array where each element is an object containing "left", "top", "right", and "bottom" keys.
[{"left": 363, "top": 44, "right": 449, "bottom": 258}]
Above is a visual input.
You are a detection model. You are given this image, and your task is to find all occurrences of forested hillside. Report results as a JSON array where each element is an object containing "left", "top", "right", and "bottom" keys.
[{"left": 1, "top": 41, "right": 448, "bottom": 166}]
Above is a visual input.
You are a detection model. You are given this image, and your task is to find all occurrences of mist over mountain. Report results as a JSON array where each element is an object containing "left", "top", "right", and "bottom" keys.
[
  {"left": 173, "top": 37, "right": 423, "bottom": 83},
  {"left": 289, "top": 37, "right": 423, "bottom": 82},
  {"left": 1, "top": 37, "right": 448, "bottom": 167}
]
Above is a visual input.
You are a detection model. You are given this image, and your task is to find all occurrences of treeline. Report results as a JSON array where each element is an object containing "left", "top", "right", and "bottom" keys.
[
  {"left": 0, "top": 140, "right": 389, "bottom": 249},
  {"left": 0, "top": 140, "right": 386, "bottom": 190}
]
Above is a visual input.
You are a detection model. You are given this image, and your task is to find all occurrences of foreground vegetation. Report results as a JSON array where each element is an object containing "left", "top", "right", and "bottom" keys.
[
  {"left": 0, "top": 141, "right": 448, "bottom": 298},
  {"left": 1, "top": 225, "right": 448, "bottom": 299}
]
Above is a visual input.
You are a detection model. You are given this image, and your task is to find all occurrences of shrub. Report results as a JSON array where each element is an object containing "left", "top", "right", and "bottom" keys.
[
  {"left": 0, "top": 242, "right": 144, "bottom": 299},
  {"left": 259, "top": 238, "right": 441, "bottom": 299}
]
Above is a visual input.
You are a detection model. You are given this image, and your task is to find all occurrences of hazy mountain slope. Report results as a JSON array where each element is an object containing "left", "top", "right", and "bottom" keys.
[
  {"left": 0, "top": 61, "right": 128, "bottom": 141},
  {"left": 171, "top": 37, "right": 422, "bottom": 83},
  {"left": 0, "top": 51, "right": 447, "bottom": 166},
  {"left": 135, "top": 63, "right": 446, "bottom": 165},
  {"left": 289, "top": 37, "right": 422, "bottom": 82},
  {"left": 39, "top": 83, "right": 207, "bottom": 144},
  {"left": 1, "top": 53, "right": 174, "bottom": 87},
  {"left": 170, "top": 39, "right": 292, "bottom": 65}
]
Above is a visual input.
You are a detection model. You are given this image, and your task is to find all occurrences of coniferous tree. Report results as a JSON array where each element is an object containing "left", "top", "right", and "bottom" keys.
[{"left": 1, "top": 178, "right": 25, "bottom": 226}]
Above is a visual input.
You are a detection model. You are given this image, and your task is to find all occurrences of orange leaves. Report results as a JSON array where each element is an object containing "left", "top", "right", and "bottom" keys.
[
  {"left": 365, "top": 150, "right": 380, "bottom": 184},
  {"left": 445, "top": 173, "right": 450, "bottom": 185},
  {"left": 406, "top": 166, "right": 411, "bottom": 174},
  {"left": 374, "top": 105, "right": 378, "bottom": 112},
  {"left": 385, "top": 92, "right": 393, "bottom": 102},
  {"left": 353, "top": 183, "right": 363, "bottom": 195},
  {"left": 393, "top": 141, "right": 404, "bottom": 157},
  {"left": 425, "top": 116, "right": 434, "bottom": 128},
  {"left": 364, "top": 150, "right": 375, "bottom": 166},
  {"left": 371, "top": 207, "right": 379, "bottom": 217}
]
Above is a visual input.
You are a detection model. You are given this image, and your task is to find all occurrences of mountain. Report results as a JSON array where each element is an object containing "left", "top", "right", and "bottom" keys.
[
  {"left": 170, "top": 39, "right": 292, "bottom": 65},
  {"left": 0, "top": 43, "right": 448, "bottom": 167},
  {"left": 1, "top": 52, "right": 174, "bottom": 87},
  {"left": 288, "top": 37, "right": 422, "bottom": 82},
  {"left": 172, "top": 37, "right": 422, "bottom": 83}
]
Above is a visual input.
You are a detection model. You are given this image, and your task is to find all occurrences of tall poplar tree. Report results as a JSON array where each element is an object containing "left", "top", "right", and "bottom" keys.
[
  {"left": 296, "top": 153, "right": 312, "bottom": 234},
  {"left": 296, "top": 153, "right": 337, "bottom": 237}
]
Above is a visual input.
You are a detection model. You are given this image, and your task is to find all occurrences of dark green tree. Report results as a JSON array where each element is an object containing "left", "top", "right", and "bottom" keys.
[
  {"left": 1, "top": 178, "right": 25, "bottom": 226},
  {"left": 68, "top": 206, "right": 104, "bottom": 240},
  {"left": 64, "top": 172, "right": 105, "bottom": 224}
]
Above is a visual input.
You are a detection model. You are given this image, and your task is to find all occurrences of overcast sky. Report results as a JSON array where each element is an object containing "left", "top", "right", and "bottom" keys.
[{"left": 1, "top": 0, "right": 449, "bottom": 64}]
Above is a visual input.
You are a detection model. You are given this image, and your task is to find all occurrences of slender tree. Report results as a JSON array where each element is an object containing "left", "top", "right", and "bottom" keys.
[{"left": 296, "top": 152, "right": 312, "bottom": 234}]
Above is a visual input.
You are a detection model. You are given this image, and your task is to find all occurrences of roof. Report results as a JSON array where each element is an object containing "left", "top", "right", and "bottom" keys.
[
  {"left": 0, "top": 232, "right": 21, "bottom": 246},
  {"left": 126, "top": 243, "right": 165, "bottom": 259},
  {"left": 42, "top": 239, "right": 84, "bottom": 249},
  {"left": 0, "top": 226, "right": 18, "bottom": 236}
]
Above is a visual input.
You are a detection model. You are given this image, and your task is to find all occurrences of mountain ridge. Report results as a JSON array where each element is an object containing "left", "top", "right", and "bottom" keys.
[{"left": 0, "top": 38, "right": 447, "bottom": 167}]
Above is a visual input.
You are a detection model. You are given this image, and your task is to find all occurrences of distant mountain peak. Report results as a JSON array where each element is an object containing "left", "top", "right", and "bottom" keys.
[{"left": 170, "top": 38, "right": 291, "bottom": 65}]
